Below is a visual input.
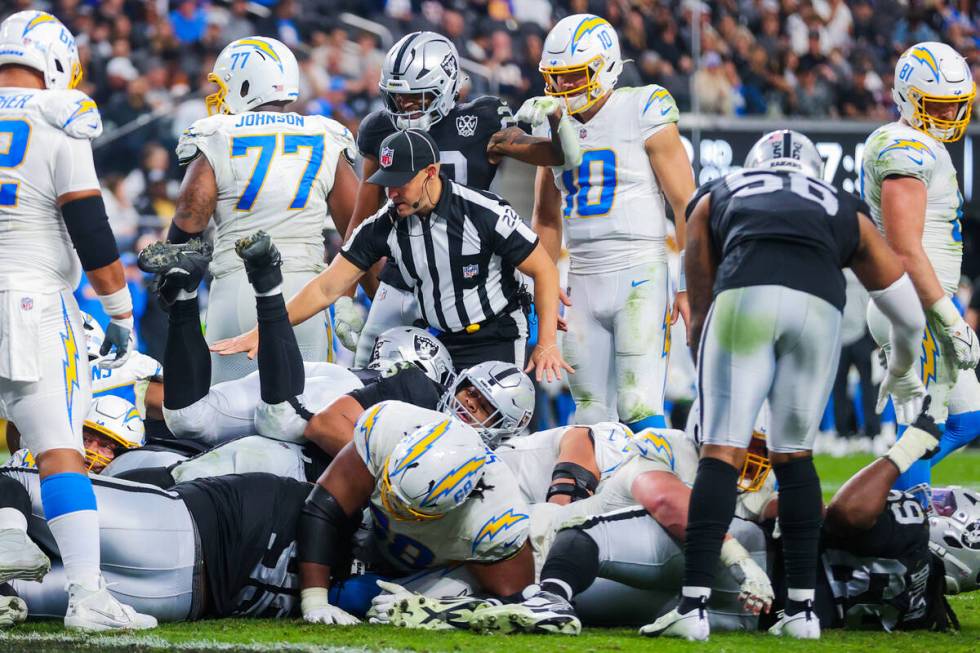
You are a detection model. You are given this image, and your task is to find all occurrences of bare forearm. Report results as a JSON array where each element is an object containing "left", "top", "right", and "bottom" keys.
[
  {"left": 895, "top": 245, "right": 946, "bottom": 306},
  {"left": 287, "top": 274, "right": 340, "bottom": 326},
  {"left": 300, "top": 561, "right": 332, "bottom": 590},
  {"left": 531, "top": 265, "right": 560, "bottom": 346},
  {"left": 534, "top": 221, "right": 562, "bottom": 262}
]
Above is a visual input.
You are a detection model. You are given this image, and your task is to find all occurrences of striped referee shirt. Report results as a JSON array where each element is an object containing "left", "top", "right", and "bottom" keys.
[{"left": 341, "top": 174, "right": 539, "bottom": 333}]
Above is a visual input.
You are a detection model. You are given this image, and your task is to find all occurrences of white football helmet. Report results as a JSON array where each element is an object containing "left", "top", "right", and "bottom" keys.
[
  {"left": 929, "top": 486, "right": 980, "bottom": 594},
  {"left": 206, "top": 36, "right": 299, "bottom": 116},
  {"left": 744, "top": 129, "right": 824, "bottom": 179},
  {"left": 893, "top": 42, "right": 975, "bottom": 143},
  {"left": 82, "top": 312, "right": 105, "bottom": 362},
  {"left": 539, "top": 14, "right": 623, "bottom": 115},
  {"left": 0, "top": 10, "right": 82, "bottom": 90},
  {"left": 367, "top": 327, "right": 455, "bottom": 387},
  {"left": 380, "top": 31, "right": 462, "bottom": 130},
  {"left": 439, "top": 361, "right": 534, "bottom": 447},
  {"left": 83, "top": 395, "right": 145, "bottom": 471},
  {"left": 380, "top": 418, "right": 487, "bottom": 521}
]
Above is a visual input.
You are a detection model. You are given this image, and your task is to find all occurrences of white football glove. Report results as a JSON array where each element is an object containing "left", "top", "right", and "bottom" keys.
[
  {"left": 877, "top": 367, "right": 927, "bottom": 424},
  {"left": 930, "top": 296, "right": 980, "bottom": 370},
  {"left": 367, "top": 580, "right": 413, "bottom": 625},
  {"left": 333, "top": 296, "right": 366, "bottom": 353},
  {"left": 720, "top": 538, "right": 773, "bottom": 615},
  {"left": 515, "top": 96, "right": 561, "bottom": 128},
  {"left": 300, "top": 587, "right": 360, "bottom": 625},
  {"left": 98, "top": 316, "right": 136, "bottom": 369}
]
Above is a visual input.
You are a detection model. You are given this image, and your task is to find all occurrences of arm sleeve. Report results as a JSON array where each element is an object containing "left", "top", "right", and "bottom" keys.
[
  {"left": 490, "top": 204, "right": 539, "bottom": 267},
  {"left": 53, "top": 136, "right": 100, "bottom": 196},
  {"left": 340, "top": 210, "right": 392, "bottom": 270}
]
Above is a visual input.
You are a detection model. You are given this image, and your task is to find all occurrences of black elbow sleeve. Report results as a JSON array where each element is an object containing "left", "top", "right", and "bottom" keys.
[
  {"left": 546, "top": 462, "right": 599, "bottom": 503},
  {"left": 61, "top": 195, "right": 120, "bottom": 271},
  {"left": 297, "top": 484, "right": 360, "bottom": 574}
]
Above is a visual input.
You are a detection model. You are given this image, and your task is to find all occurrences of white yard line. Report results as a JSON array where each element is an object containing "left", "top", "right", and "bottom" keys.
[{"left": 0, "top": 632, "right": 404, "bottom": 653}]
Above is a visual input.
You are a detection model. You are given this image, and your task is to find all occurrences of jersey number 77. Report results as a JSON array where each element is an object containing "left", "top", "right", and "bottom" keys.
[{"left": 231, "top": 132, "right": 324, "bottom": 211}]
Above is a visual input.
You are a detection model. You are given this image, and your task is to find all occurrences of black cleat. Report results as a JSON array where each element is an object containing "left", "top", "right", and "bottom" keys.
[
  {"left": 137, "top": 239, "right": 212, "bottom": 307},
  {"left": 235, "top": 231, "right": 283, "bottom": 294}
]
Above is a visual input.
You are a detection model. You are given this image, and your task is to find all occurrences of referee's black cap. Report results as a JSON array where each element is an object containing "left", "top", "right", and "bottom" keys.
[{"left": 368, "top": 129, "right": 441, "bottom": 187}]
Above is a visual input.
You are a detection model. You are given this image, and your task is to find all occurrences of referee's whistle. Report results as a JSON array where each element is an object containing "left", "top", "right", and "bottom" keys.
[{"left": 466, "top": 323, "right": 481, "bottom": 334}]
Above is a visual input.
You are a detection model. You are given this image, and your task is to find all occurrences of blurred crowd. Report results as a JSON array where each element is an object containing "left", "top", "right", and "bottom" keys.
[{"left": 2, "top": 0, "right": 978, "bottom": 363}]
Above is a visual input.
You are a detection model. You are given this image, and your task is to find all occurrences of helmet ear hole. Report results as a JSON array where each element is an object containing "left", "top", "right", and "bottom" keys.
[
  {"left": 944, "top": 535, "right": 964, "bottom": 549},
  {"left": 240, "top": 80, "right": 250, "bottom": 97},
  {"left": 54, "top": 59, "right": 64, "bottom": 73}
]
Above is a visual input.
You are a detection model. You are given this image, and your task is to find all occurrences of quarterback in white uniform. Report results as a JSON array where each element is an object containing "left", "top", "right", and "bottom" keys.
[
  {"left": 0, "top": 11, "right": 154, "bottom": 631},
  {"left": 530, "top": 14, "right": 696, "bottom": 431},
  {"left": 862, "top": 41, "right": 980, "bottom": 493},
  {"left": 169, "top": 36, "right": 358, "bottom": 383}
]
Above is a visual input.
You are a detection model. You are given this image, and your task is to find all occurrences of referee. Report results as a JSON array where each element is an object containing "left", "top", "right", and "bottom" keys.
[{"left": 215, "top": 129, "right": 571, "bottom": 380}]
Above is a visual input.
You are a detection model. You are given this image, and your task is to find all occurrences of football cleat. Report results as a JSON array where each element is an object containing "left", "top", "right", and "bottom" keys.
[
  {"left": 639, "top": 599, "right": 710, "bottom": 641},
  {"left": 387, "top": 594, "right": 490, "bottom": 631},
  {"left": 0, "top": 528, "right": 50, "bottom": 584},
  {"left": 468, "top": 589, "right": 581, "bottom": 635},
  {"left": 64, "top": 578, "right": 157, "bottom": 631},
  {"left": 769, "top": 601, "right": 820, "bottom": 639},
  {"left": 235, "top": 231, "right": 283, "bottom": 294},
  {"left": 0, "top": 595, "right": 27, "bottom": 628},
  {"left": 137, "top": 239, "right": 212, "bottom": 307}
]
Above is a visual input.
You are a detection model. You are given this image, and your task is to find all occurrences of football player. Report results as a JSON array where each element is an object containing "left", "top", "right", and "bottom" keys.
[
  {"left": 338, "top": 31, "right": 582, "bottom": 364},
  {"left": 530, "top": 14, "right": 697, "bottom": 432},
  {"left": 0, "top": 11, "right": 154, "bottom": 630},
  {"left": 166, "top": 36, "right": 359, "bottom": 383},
  {"left": 862, "top": 42, "right": 980, "bottom": 496},
  {"left": 82, "top": 314, "right": 162, "bottom": 419},
  {"left": 649, "top": 130, "right": 930, "bottom": 641}
]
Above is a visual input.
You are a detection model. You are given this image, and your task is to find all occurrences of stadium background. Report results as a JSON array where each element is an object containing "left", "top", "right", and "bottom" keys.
[{"left": 3, "top": 0, "right": 979, "bottom": 427}]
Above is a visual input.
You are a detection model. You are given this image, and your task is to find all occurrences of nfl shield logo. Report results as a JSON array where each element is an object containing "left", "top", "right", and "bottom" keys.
[
  {"left": 380, "top": 146, "right": 394, "bottom": 168},
  {"left": 462, "top": 264, "right": 479, "bottom": 279},
  {"left": 20, "top": 297, "right": 32, "bottom": 311},
  {"left": 456, "top": 115, "right": 478, "bottom": 137}
]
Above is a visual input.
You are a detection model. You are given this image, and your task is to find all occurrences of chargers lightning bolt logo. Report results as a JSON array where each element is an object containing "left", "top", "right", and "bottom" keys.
[
  {"left": 359, "top": 402, "right": 388, "bottom": 464},
  {"left": 661, "top": 300, "right": 672, "bottom": 359},
  {"left": 643, "top": 87, "right": 672, "bottom": 116},
  {"left": 22, "top": 12, "right": 55, "bottom": 36},
  {"left": 920, "top": 325, "right": 939, "bottom": 388},
  {"left": 62, "top": 99, "right": 98, "bottom": 128},
  {"left": 389, "top": 419, "right": 451, "bottom": 477},
  {"left": 235, "top": 38, "right": 284, "bottom": 71},
  {"left": 878, "top": 139, "right": 936, "bottom": 166},
  {"left": 570, "top": 16, "right": 610, "bottom": 53},
  {"left": 910, "top": 47, "right": 940, "bottom": 82},
  {"left": 473, "top": 509, "right": 529, "bottom": 553},
  {"left": 60, "top": 298, "right": 80, "bottom": 425},
  {"left": 421, "top": 455, "right": 486, "bottom": 509},
  {"left": 631, "top": 430, "right": 675, "bottom": 469}
]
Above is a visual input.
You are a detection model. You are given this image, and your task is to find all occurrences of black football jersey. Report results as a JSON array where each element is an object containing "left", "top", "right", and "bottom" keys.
[
  {"left": 347, "top": 364, "right": 443, "bottom": 412},
  {"left": 691, "top": 169, "right": 864, "bottom": 311},
  {"left": 358, "top": 97, "right": 515, "bottom": 290},
  {"left": 817, "top": 490, "right": 933, "bottom": 630}
]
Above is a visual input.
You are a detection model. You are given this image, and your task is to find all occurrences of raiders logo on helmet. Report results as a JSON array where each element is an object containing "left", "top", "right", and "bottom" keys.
[
  {"left": 414, "top": 334, "right": 438, "bottom": 359},
  {"left": 440, "top": 52, "right": 458, "bottom": 80}
]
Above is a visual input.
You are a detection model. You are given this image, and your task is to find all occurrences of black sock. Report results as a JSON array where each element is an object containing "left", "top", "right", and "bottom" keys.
[
  {"left": 539, "top": 527, "right": 600, "bottom": 601},
  {"left": 163, "top": 297, "right": 211, "bottom": 410},
  {"left": 785, "top": 598, "right": 813, "bottom": 617},
  {"left": 682, "top": 457, "right": 739, "bottom": 589},
  {"left": 256, "top": 294, "right": 304, "bottom": 405},
  {"left": 0, "top": 474, "right": 32, "bottom": 517},
  {"left": 774, "top": 457, "right": 822, "bottom": 593}
]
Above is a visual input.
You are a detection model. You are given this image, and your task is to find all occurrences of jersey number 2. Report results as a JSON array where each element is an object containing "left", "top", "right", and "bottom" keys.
[
  {"left": 232, "top": 133, "right": 324, "bottom": 210},
  {"left": 562, "top": 149, "right": 616, "bottom": 218},
  {"left": 0, "top": 119, "right": 30, "bottom": 207}
]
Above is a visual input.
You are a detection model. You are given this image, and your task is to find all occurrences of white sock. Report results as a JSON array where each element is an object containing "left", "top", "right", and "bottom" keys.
[
  {"left": 176, "top": 288, "right": 198, "bottom": 301},
  {"left": 0, "top": 507, "right": 27, "bottom": 531},
  {"left": 787, "top": 588, "right": 815, "bottom": 603},
  {"left": 48, "top": 510, "right": 101, "bottom": 591},
  {"left": 255, "top": 284, "right": 282, "bottom": 298}
]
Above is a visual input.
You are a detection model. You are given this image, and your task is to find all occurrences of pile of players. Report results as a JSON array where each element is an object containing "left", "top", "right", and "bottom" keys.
[{"left": 0, "top": 9, "right": 978, "bottom": 642}]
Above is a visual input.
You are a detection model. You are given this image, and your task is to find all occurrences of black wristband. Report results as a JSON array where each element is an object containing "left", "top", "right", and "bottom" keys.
[{"left": 167, "top": 221, "right": 203, "bottom": 244}]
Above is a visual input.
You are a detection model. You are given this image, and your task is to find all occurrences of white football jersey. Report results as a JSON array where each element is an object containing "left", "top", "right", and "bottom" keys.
[
  {"left": 176, "top": 112, "right": 357, "bottom": 278},
  {"left": 534, "top": 85, "right": 680, "bottom": 274},
  {"left": 353, "top": 400, "right": 530, "bottom": 572},
  {"left": 90, "top": 351, "right": 162, "bottom": 418},
  {"left": 0, "top": 88, "right": 101, "bottom": 292},
  {"left": 496, "top": 422, "right": 633, "bottom": 504},
  {"left": 862, "top": 122, "right": 963, "bottom": 295}
]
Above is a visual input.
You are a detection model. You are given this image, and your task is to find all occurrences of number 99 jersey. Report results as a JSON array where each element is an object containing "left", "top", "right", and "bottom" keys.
[
  {"left": 534, "top": 85, "right": 680, "bottom": 274},
  {"left": 176, "top": 112, "right": 356, "bottom": 279},
  {"left": 0, "top": 88, "right": 101, "bottom": 293},
  {"left": 353, "top": 400, "right": 530, "bottom": 573}
]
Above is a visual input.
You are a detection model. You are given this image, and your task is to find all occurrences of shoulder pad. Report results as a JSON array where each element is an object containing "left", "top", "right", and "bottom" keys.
[
  {"left": 176, "top": 115, "right": 225, "bottom": 165},
  {"left": 627, "top": 428, "right": 681, "bottom": 470},
  {"left": 637, "top": 85, "right": 679, "bottom": 126},
  {"left": 37, "top": 90, "right": 103, "bottom": 140},
  {"left": 471, "top": 505, "right": 530, "bottom": 559},
  {"left": 463, "top": 95, "right": 515, "bottom": 130},
  {"left": 866, "top": 126, "right": 937, "bottom": 179},
  {"left": 357, "top": 110, "right": 397, "bottom": 158},
  {"left": 2, "top": 448, "right": 37, "bottom": 470},
  {"left": 315, "top": 116, "right": 358, "bottom": 165}
]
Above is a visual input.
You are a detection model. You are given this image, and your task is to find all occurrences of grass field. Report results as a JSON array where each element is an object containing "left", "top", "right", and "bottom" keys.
[{"left": 1, "top": 451, "right": 977, "bottom": 653}]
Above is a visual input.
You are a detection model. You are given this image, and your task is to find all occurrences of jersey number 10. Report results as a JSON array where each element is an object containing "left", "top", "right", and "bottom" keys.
[
  {"left": 562, "top": 149, "right": 617, "bottom": 218},
  {"left": 232, "top": 133, "right": 324, "bottom": 211},
  {"left": 0, "top": 119, "right": 30, "bottom": 207}
]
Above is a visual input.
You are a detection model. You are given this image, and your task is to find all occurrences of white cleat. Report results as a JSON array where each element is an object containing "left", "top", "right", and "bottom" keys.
[
  {"left": 64, "top": 579, "right": 157, "bottom": 632},
  {"left": 0, "top": 528, "right": 50, "bottom": 584},
  {"left": 469, "top": 589, "right": 581, "bottom": 635},
  {"left": 769, "top": 602, "right": 820, "bottom": 639},
  {"left": 0, "top": 595, "right": 28, "bottom": 628},
  {"left": 639, "top": 602, "right": 710, "bottom": 641}
]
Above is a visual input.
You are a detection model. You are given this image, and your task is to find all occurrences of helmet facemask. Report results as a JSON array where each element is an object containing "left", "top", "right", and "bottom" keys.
[
  {"left": 737, "top": 431, "right": 772, "bottom": 493},
  {"left": 81, "top": 423, "right": 137, "bottom": 473},
  {"left": 205, "top": 73, "right": 231, "bottom": 116},
  {"left": 440, "top": 382, "right": 512, "bottom": 447},
  {"left": 904, "top": 85, "right": 975, "bottom": 143},
  {"left": 380, "top": 86, "right": 446, "bottom": 131},
  {"left": 540, "top": 55, "right": 607, "bottom": 115}
]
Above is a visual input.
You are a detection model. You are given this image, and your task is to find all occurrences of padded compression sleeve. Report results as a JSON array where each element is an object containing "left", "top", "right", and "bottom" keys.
[{"left": 61, "top": 195, "right": 120, "bottom": 271}]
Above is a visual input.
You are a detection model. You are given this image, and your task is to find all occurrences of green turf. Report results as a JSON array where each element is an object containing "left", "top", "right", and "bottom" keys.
[{"left": 1, "top": 452, "right": 977, "bottom": 652}]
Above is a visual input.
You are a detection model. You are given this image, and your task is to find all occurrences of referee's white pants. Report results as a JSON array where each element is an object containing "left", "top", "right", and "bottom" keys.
[
  {"left": 563, "top": 261, "right": 671, "bottom": 425},
  {"left": 697, "top": 285, "right": 841, "bottom": 453},
  {"left": 353, "top": 281, "right": 422, "bottom": 368},
  {"left": 205, "top": 268, "right": 332, "bottom": 384},
  {"left": 0, "top": 289, "right": 90, "bottom": 455}
]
